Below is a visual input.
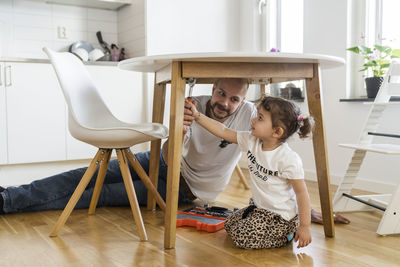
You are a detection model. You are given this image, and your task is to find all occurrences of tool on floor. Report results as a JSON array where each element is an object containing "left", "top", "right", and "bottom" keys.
[{"left": 177, "top": 205, "right": 238, "bottom": 232}]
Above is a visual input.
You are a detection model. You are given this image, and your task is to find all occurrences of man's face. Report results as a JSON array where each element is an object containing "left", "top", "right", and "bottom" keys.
[{"left": 209, "top": 79, "right": 247, "bottom": 121}]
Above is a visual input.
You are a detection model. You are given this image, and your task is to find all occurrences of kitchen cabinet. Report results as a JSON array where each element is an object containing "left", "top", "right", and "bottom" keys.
[
  {"left": 0, "top": 63, "right": 8, "bottom": 164},
  {"left": 0, "top": 60, "right": 146, "bottom": 165},
  {"left": 1, "top": 62, "right": 66, "bottom": 164}
]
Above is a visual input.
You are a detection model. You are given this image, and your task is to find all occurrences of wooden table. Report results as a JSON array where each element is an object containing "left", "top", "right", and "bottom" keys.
[{"left": 118, "top": 52, "right": 345, "bottom": 249}]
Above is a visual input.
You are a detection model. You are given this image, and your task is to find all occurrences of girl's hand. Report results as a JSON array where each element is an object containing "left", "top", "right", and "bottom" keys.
[
  {"left": 294, "top": 225, "right": 312, "bottom": 248},
  {"left": 185, "top": 100, "right": 200, "bottom": 121}
]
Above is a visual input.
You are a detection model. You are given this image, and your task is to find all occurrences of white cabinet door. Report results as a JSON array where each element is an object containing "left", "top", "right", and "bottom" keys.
[
  {"left": 0, "top": 63, "right": 7, "bottom": 164},
  {"left": 5, "top": 62, "right": 67, "bottom": 164}
]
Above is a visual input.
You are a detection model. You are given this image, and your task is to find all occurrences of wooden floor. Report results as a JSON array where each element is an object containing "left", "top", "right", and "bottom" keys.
[{"left": 1, "top": 171, "right": 400, "bottom": 267}]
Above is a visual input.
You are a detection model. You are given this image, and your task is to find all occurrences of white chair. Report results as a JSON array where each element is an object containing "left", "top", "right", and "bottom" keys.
[
  {"left": 43, "top": 47, "right": 168, "bottom": 240},
  {"left": 333, "top": 60, "right": 400, "bottom": 235}
]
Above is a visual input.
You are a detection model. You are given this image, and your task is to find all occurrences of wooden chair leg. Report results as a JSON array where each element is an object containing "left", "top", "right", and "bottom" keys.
[
  {"left": 50, "top": 149, "right": 102, "bottom": 237},
  {"left": 116, "top": 149, "right": 148, "bottom": 241},
  {"left": 88, "top": 149, "right": 112, "bottom": 215},
  {"left": 235, "top": 164, "right": 250, "bottom": 190},
  {"left": 125, "top": 149, "right": 166, "bottom": 212}
]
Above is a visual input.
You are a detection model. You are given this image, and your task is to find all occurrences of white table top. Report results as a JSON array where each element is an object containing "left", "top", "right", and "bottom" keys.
[{"left": 118, "top": 52, "right": 345, "bottom": 73}]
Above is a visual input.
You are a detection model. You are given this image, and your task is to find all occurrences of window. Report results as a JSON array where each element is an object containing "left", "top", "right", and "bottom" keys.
[
  {"left": 348, "top": 0, "right": 400, "bottom": 97},
  {"left": 263, "top": 0, "right": 304, "bottom": 100},
  {"left": 379, "top": 1, "right": 400, "bottom": 47}
]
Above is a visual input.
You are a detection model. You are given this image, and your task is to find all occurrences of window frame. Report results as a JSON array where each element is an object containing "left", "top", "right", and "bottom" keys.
[
  {"left": 347, "top": 0, "right": 389, "bottom": 98},
  {"left": 263, "top": 0, "right": 305, "bottom": 100}
]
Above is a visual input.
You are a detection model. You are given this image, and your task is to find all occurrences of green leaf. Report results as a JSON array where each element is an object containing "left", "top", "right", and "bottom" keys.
[
  {"left": 391, "top": 49, "right": 400, "bottom": 58},
  {"left": 364, "top": 61, "right": 377, "bottom": 67},
  {"left": 347, "top": 46, "right": 360, "bottom": 54},
  {"left": 359, "top": 45, "right": 373, "bottom": 54},
  {"left": 374, "top": 44, "right": 391, "bottom": 53}
]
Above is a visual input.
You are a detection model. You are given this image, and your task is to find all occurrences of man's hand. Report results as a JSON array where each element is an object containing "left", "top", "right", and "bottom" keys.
[
  {"left": 311, "top": 209, "right": 350, "bottom": 224},
  {"left": 184, "top": 99, "right": 197, "bottom": 126},
  {"left": 162, "top": 99, "right": 198, "bottom": 166}
]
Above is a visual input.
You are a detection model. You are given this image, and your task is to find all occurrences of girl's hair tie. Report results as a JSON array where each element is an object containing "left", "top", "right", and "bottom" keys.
[{"left": 297, "top": 116, "right": 304, "bottom": 122}]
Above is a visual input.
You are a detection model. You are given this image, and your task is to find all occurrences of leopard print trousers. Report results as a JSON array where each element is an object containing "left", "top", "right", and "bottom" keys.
[{"left": 224, "top": 205, "right": 299, "bottom": 249}]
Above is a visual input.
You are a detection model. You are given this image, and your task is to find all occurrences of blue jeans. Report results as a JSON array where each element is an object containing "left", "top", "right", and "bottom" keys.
[{"left": 1, "top": 151, "right": 192, "bottom": 213}]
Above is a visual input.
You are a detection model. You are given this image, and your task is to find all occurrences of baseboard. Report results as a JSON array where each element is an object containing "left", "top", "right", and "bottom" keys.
[
  {"left": 238, "top": 159, "right": 395, "bottom": 194},
  {"left": 304, "top": 169, "right": 395, "bottom": 194}
]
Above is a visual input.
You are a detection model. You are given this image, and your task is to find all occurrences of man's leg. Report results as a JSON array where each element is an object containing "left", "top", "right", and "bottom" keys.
[
  {"left": 0, "top": 150, "right": 143, "bottom": 213},
  {"left": 1, "top": 150, "right": 191, "bottom": 213},
  {"left": 1, "top": 165, "right": 93, "bottom": 213}
]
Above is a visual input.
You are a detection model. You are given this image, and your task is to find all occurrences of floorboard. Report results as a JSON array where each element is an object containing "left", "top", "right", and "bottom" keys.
[{"left": 0, "top": 170, "right": 399, "bottom": 266}]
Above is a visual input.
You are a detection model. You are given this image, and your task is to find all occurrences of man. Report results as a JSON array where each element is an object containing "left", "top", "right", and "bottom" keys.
[{"left": 0, "top": 78, "right": 349, "bottom": 224}]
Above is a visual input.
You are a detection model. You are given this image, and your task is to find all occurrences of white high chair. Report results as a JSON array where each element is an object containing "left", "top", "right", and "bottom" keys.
[
  {"left": 43, "top": 47, "right": 168, "bottom": 240},
  {"left": 333, "top": 60, "right": 400, "bottom": 235}
]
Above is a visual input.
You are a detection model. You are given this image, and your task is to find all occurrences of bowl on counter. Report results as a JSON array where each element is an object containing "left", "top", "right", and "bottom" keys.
[
  {"left": 72, "top": 48, "right": 89, "bottom": 61},
  {"left": 88, "top": 48, "right": 105, "bottom": 61}
]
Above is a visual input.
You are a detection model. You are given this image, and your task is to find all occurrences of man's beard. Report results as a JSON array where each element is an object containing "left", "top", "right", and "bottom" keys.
[{"left": 210, "top": 102, "right": 232, "bottom": 120}]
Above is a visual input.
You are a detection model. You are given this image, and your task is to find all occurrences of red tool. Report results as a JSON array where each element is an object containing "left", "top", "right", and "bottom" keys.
[
  {"left": 176, "top": 206, "right": 237, "bottom": 233},
  {"left": 186, "top": 78, "right": 196, "bottom": 102}
]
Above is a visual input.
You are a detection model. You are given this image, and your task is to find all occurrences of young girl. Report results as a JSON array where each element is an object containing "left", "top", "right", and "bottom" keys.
[{"left": 187, "top": 95, "right": 313, "bottom": 249}]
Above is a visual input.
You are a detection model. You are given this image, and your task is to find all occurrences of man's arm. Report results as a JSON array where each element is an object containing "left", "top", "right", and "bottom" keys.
[{"left": 189, "top": 102, "right": 238, "bottom": 144}]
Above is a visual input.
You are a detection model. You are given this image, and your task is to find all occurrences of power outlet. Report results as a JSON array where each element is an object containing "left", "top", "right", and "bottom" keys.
[{"left": 57, "top": 26, "right": 67, "bottom": 39}]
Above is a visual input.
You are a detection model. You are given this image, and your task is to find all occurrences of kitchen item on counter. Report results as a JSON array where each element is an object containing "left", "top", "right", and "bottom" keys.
[
  {"left": 96, "top": 31, "right": 111, "bottom": 57},
  {"left": 119, "top": 48, "right": 126, "bottom": 61},
  {"left": 69, "top": 41, "right": 94, "bottom": 54},
  {"left": 72, "top": 48, "right": 89, "bottom": 61},
  {"left": 111, "top": 44, "right": 120, "bottom": 62},
  {"left": 88, "top": 48, "right": 105, "bottom": 61},
  {"left": 97, "top": 54, "right": 111, "bottom": 61}
]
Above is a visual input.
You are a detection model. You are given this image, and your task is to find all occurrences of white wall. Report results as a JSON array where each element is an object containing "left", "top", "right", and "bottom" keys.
[
  {"left": 117, "top": 0, "right": 145, "bottom": 58},
  {"left": 298, "top": 0, "right": 400, "bottom": 193},
  {"left": 0, "top": 0, "right": 118, "bottom": 58},
  {"left": 142, "top": 0, "right": 239, "bottom": 125},
  {"left": 146, "top": 0, "right": 240, "bottom": 55},
  {"left": 143, "top": 0, "right": 260, "bottom": 125}
]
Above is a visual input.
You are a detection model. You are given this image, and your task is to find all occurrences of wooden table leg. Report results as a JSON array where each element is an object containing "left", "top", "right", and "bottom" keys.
[
  {"left": 235, "top": 164, "right": 250, "bottom": 190},
  {"left": 164, "top": 61, "right": 186, "bottom": 249},
  {"left": 147, "top": 78, "right": 166, "bottom": 210},
  {"left": 305, "top": 63, "right": 335, "bottom": 237}
]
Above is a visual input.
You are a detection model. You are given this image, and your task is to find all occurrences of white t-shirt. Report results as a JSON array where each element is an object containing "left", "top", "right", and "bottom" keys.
[
  {"left": 237, "top": 131, "right": 304, "bottom": 221},
  {"left": 180, "top": 96, "right": 257, "bottom": 203}
]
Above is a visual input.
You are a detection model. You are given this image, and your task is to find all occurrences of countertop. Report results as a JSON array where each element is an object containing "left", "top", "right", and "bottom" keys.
[{"left": 0, "top": 57, "right": 119, "bottom": 66}]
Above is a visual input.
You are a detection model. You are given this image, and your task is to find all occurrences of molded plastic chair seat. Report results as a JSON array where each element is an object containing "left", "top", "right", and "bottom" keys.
[
  {"left": 69, "top": 115, "right": 168, "bottom": 148},
  {"left": 43, "top": 47, "right": 168, "bottom": 241}
]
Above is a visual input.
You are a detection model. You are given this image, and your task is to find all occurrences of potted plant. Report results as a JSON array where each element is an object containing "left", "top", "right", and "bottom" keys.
[{"left": 347, "top": 44, "right": 400, "bottom": 98}]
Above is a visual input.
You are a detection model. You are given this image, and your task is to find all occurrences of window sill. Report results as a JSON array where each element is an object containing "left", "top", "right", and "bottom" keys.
[{"left": 339, "top": 97, "right": 400, "bottom": 102}]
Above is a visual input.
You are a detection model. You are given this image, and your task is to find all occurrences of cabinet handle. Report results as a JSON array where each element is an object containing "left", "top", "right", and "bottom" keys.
[{"left": 5, "top": 65, "right": 11, "bottom": 87}]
